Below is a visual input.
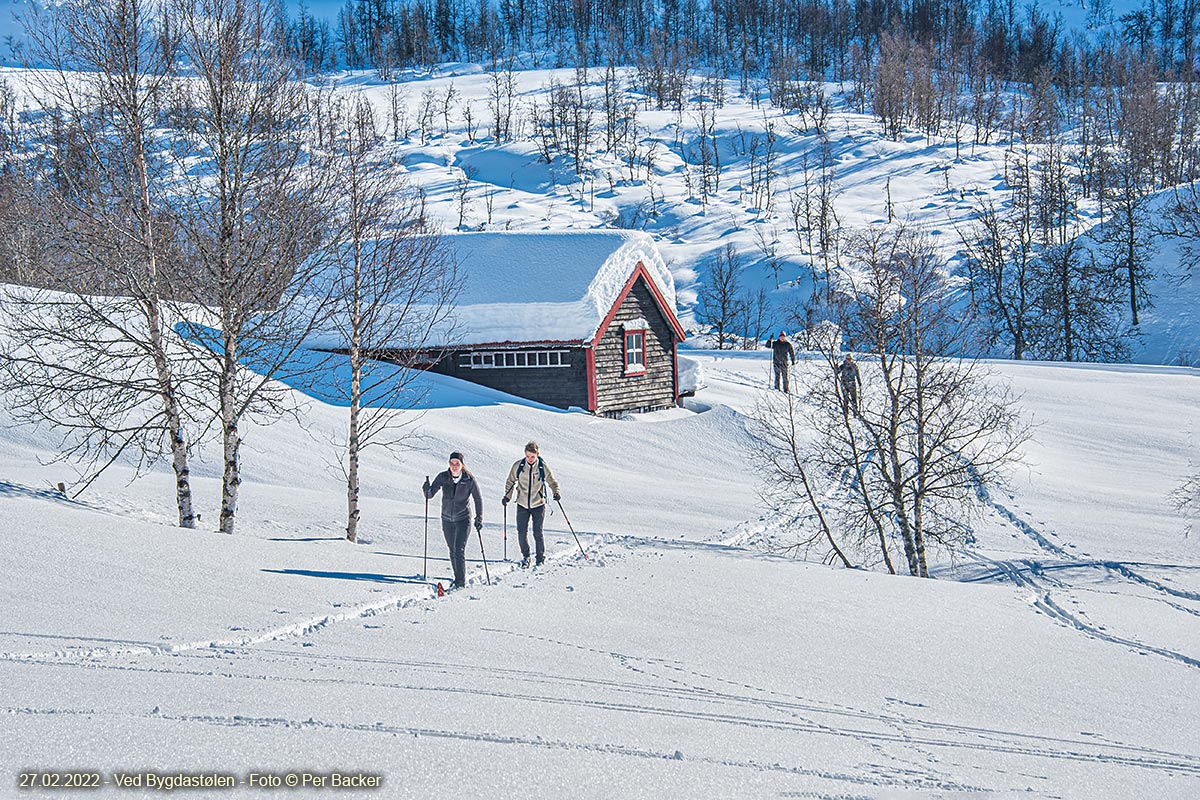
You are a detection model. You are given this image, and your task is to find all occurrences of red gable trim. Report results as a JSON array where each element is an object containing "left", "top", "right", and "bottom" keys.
[
  {"left": 586, "top": 347, "right": 597, "bottom": 412},
  {"left": 588, "top": 261, "right": 687, "bottom": 347}
]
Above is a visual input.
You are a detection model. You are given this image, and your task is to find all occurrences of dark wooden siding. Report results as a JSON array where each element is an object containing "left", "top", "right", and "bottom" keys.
[
  {"left": 419, "top": 346, "right": 590, "bottom": 410},
  {"left": 593, "top": 277, "right": 678, "bottom": 415}
]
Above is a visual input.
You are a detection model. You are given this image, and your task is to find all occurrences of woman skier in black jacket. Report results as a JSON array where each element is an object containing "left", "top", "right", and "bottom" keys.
[{"left": 423, "top": 451, "right": 484, "bottom": 589}]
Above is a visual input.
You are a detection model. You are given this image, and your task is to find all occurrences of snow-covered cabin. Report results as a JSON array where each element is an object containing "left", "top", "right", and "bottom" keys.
[{"left": 383, "top": 231, "right": 686, "bottom": 415}]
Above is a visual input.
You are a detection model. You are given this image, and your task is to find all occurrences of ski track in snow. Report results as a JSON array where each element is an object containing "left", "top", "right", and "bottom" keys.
[
  {"left": 960, "top": 477, "right": 1200, "bottom": 672},
  {"left": 0, "top": 544, "right": 599, "bottom": 664},
  {"left": 0, "top": 704, "right": 989, "bottom": 793},
  {"left": 3, "top": 511, "right": 1197, "bottom": 793},
  {"left": 692, "top": 386, "right": 1200, "bottom": 679},
  {"left": 7, "top": 613, "right": 1200, "bottom": 783},
  {"left": 0, "top": 530, "right": 746, "bottom": 665},
  {"left": 6, "top": 511, "right": 1196, "bottom": 788}
]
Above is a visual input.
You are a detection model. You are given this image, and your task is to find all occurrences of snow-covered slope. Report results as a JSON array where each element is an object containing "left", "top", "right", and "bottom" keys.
[
  {"left": 289, "top": 67, "right": 1200, "bottom": 365},
  {"left": 2, "top": 352, "right": 1197, "bottom": 798},
  {"left": 2, "top": 44, "right": 1196, "bottom": 362}
]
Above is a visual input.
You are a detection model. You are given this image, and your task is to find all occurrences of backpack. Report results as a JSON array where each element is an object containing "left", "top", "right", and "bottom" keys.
[
  {"left": 516, "top": 456, "right": 545, "bottom": 482},
  {"left": 516, "top": 457, "right": 548, "bottom": 502}
]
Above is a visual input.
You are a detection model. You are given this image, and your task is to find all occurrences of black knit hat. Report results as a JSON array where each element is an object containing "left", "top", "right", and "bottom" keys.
[{"left": 449, "top": 451, "right": 464, "bottom": 462}]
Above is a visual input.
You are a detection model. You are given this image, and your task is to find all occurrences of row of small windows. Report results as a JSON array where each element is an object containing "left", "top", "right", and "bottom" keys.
[{"left": 460, "top": 350, "right": 571, "bottom": 369}]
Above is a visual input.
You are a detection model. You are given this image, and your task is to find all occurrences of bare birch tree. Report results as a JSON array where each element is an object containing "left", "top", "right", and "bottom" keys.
[
  {"left": 169, "top": 0, "right": 338, "bottom": 534},
  {"left": 1, "top": 0, "right": 199, "bottom": 525},
  {"left": 1099, "top": 148, "right": 1157, "bottom": 327},
  {"left": 1172, "top": 474, "right": 1200, "bottom": 526},
  {"left": 959, "top": 197, "right": 1038, "bottom": 359},
  {"left": 697, "top": 243, "right": 746, "bottom": 350},
  {"left": 326, "top": 97, "right": 460, "bottom": 543},
  {"left": 750, "top": 226, "right": 1029, "bottom": 577}
]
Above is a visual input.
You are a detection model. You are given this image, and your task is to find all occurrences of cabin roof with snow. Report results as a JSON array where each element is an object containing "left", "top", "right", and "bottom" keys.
[{"left": 440, "top": 230, "right": 683, "bottom": 346}]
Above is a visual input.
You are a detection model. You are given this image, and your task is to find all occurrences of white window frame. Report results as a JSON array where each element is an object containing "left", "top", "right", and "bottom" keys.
[
  {"left": 459, "top": 349, "right": 572, "bottom": 369},
  {"left": 624, "top": 329, "right": 647, "bottom": 375}
]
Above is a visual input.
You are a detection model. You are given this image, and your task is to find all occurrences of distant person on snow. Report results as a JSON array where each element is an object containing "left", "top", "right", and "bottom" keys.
[
  {"left": 423, "top": 452, "right": 483, "bottom": 589},
  {"left": 502, "top": 441, "right": 562, "bottom": 568},
  {"left": 771, "top": 330, "right": 796, "bottom": 393},
  {"left": 837, "top": 353, "right": 862, "bottom": 416}
]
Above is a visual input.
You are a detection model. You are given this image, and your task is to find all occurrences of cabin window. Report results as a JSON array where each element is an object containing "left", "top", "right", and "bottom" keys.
[
  {"left": 459, "top": 350, "right": 572, "bottom": 369},
  {"left": 624, "top": 330, "right": 647, "bottom": 375}
]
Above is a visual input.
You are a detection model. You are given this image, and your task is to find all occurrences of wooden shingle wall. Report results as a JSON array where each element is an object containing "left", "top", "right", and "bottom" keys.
[{"left": 593, "top": 277, "right": 678, "bottom": 415}]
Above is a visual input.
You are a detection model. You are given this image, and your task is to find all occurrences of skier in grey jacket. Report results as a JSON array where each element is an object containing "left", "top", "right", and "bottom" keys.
[
  {"left": 423, "top": 451, "right": 483, "bottom": 589},
  {"left": 502, "top": 441, "right": 561, "bottom": 568},
  {"left": 837, "top": 353, "right": 862, "bottom": 415}
]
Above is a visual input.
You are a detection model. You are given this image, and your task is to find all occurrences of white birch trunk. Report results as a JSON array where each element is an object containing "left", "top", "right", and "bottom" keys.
[
  {"left": 137, "top": 144, "right": 195, "bottom": 529},
  {"left": 345, "top": 229, "right": 363, "bottom": 542},
  {"left": 219, "top": 329, "right": 241, "bottom": 535},
  {"left": 346, "top": 352, "right": 361, "bottom": 542}
]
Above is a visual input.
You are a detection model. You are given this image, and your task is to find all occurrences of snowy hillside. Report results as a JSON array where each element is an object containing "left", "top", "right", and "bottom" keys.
[
  {"left": 2, "top": 350, "right": 1197, "bottom": 798},
  {"left": 2, "top": 5, "right": 1197, "bottom": 364},
  {"left": 282, "top": 66, "right": 1194, "bottom": 366}
]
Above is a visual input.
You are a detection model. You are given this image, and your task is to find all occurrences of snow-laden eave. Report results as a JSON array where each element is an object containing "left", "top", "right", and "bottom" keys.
[
  {"left": 302, "top": 231, "right": 681, "bottom": 350},
  {"left": 579, "top": 233, "right": 679, "bottom": 340},
  {"left": 588, "top": 261, "right": 688, "bottom": 348}
]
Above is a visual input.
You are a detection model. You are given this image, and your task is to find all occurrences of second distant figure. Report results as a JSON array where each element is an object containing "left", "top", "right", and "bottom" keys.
[
  {"left": 423, "top": 451, "right": 483, "bottom": 589},
  {"left": 837, "top": 353, "right": 862, "bottom": 416},
  {"left": 502, "top": 441, "right": 562, "bottom": 568}
]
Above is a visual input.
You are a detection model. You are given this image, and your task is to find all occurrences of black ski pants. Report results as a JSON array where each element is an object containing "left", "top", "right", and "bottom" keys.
[
  {"left": 516, "top": 504, "right": 546, "bottom": 561},
  {"left": 773, "top": 360, "right": 790, "bottom": 393},
  {"left": 841, "top": 382, "right": 860, "bottom": 415},
  {"left": 442, "top": 518, "right": 470, "bottom": 587}
]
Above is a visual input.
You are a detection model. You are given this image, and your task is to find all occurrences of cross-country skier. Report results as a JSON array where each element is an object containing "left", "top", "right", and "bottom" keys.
[
  {"left": 771, "top": 331, "right": 796, "bottom": 393},
  {"left": 501, "top": 441, "right": 562, "bottom": 568},
  {"left": 423, "top": 452, "right": 483, "bottom": 589},
  {"left": 837, "top": 353, "right": 862, "bottom": 415}
]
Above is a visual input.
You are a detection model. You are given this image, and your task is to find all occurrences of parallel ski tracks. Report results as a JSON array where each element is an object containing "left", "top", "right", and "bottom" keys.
[{"left": 963, "top": 480, "right": 1200, "bottom": 671}]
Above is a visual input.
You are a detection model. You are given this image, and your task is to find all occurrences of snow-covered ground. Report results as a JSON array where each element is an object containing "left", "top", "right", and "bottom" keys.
[
  {"left": 2, "top": 352, "right": 1197, "bottom": 798},
  {"left": 1, "top": 4, "right": 1197, "bottom": 794}
]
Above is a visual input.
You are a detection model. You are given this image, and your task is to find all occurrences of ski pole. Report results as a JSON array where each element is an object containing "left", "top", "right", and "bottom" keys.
[
  {"left": 555, "top": 498, "right": 588, "bottom": 560},
  {"left": 503, "top": 502, "right": 508, "bottom": 561},
  {"left": 476, "top": 522, "right": 492, "bottom": 585},
  {"left": 423, "top": 476, "right": 430, "bottom": 581}
]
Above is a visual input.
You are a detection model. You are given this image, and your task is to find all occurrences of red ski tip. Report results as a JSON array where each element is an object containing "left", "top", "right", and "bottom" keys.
[{"left": 436, "top": 582, "right": 445, "bottom": 597}]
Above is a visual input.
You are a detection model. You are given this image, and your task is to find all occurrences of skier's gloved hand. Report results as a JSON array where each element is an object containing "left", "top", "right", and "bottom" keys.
[
  {"left": 474, "top": 520, "right": 483, "bottom": 532},
  {"left": 553, "top": 492, "right": 561, "bottom": 501},
  {"left": 422, "top": 478, "right": 430, "bottom": 492},
  {"left": 501, "top": 496, "right": 509, "bottom": 505}
]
